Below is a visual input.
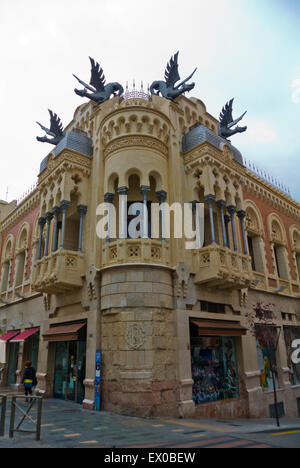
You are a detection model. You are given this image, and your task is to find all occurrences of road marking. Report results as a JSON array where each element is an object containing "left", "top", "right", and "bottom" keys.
[
  {"left": 51, "top": 428, "right": 66, "bottom": 432},
  {"left": 63, "top": 433, "right": 81, "bottom": 438},
  {"left": 272, "top": 430, "right": 300, "bottom": 436},
  {"left": 162, "top": 420, "right": 236, "bottom": 433},
  {"left": 41, "top": 424, "right": 54, "bottom": 428},
  {"left": 80, "top": 440, "right": 98, "bottom": 445},
  {"left": 214, "top": 440, "right": 253, "bottom": 448}
]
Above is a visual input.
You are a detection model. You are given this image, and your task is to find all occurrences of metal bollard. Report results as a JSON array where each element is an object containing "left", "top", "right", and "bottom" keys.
[{"left": 0, "top": 394, "right": 7, "bottom": 437}]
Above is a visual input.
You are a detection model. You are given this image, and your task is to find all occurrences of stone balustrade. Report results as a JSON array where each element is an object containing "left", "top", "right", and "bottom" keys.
[
  {"left": 193, "top": 245, "right": 253, "bottom": 289},
  {"left": 32, "top": 250, "right": 85, "bottom": 294}
]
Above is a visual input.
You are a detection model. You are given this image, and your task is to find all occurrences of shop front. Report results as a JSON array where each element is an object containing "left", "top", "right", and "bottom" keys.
[
  {"left": 0, "top": 330, "right": 20, "bottom": 386},
  {"left": 189, "top": 320, "right": 247, "bottom": 408},
  {"left": 43, "top": 322, "right": 86, "bottom": 404}
]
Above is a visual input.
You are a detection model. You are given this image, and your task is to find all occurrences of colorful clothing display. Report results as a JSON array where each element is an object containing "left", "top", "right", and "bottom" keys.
[{"left": 191, "top": 336, "right": 239, "bottom": 405}]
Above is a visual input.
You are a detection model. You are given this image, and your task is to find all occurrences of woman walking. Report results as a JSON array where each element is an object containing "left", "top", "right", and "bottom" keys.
[{"left": 22, "top": 360, "right": 37, "bottom": 401}]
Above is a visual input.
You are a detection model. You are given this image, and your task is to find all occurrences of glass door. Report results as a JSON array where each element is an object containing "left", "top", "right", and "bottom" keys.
[
  {"left": 53, "top": 342, "right": 68, "bottom": 400},
  {"left": 7, "top": 342, "right": 19, "bottom": 386},
  {"left": 53, "top": 340, "right": 86, "bottom": 403}
]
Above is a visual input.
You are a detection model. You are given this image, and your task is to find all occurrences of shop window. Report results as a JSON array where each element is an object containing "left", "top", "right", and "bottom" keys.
[
  {"left": 190, "top": 331, "right": 239, "bottom": 405},
  {"left": 283, "top": 326, "right": 300, "bottom": 386},
  {"left": 256, "top": 334, "right": 279, "bottom": 391}
]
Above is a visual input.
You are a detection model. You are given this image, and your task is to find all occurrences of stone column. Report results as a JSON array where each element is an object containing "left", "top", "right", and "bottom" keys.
[
  {"left": 224, "top": 214, "right": 231, "bottom": 249},
  {"left": 156, "top": 190, "right": 167, "bottom": 241},
  {"left": 217, "top": 200, "right": 227, "bottom": 248},
  {"left": 227, "top": 206, "right": 238, "bottom": 252},
  {"left": 59, "top": 201, "right": 70, "bottom": 250},
  {"left": 204, "top": 194, "right": 216, "bottom": 245},
  {"left": 104, "top": 193, "right": 115, "bottom": 243},
  {"left": 77, "top": 205, "right": 88, "bottom": 252},
  {"left": 140, "top": 186, "right": 151, "bottom": 239},
  {"left": 238, "top": 210, "right": 248, "bottom": 255},
  {"left": 37, "top": 217, "right": 46, "bottom": 260},
  {"left": 44, "top": 212, "right": 53, "bottom": 257},
  {"left": 51, "top": 207, "right": 61, "bottom": 253},
  {"left": 118, "top": 187, "right": 128, "bottom": 240}
]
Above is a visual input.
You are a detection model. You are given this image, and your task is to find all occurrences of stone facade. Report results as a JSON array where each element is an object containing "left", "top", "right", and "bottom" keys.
[{"left": 0, "top": 91, "right": 300, "bottom": 419}]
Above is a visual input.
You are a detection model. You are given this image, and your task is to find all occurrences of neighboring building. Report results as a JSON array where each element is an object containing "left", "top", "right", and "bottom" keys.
[{"left": 0, "top": 91, "right": 300, "bottom": 419}]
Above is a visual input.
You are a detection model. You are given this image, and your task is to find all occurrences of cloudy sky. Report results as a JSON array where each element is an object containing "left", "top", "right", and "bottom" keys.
[{"left": 0, "top": 0, "right": 299, "bottom": 202}]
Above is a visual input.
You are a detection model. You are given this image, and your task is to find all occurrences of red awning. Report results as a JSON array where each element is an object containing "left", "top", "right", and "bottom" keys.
[
  {"left": 10, "top": 328, "right": 40, "bottom": 343},
  {"left": 0, "top": 331, "right": 20, "bottom": 342},
  {"left": 43, "top": 323, "right": 86, "bottom": 342}
]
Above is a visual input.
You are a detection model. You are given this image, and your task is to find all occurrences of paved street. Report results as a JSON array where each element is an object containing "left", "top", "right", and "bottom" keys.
[{"left": 1, "top": 395, "right": 300, "bottom": 448}]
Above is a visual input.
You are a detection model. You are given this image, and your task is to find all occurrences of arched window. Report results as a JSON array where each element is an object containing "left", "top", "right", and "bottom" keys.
[
  {"left": 1, "top": 236, "right": 14, "bottom": 293},
  {"left": 268, "top": 214, "right": 289, "bottom": 280},
  {"left": 15, "top": 225, "right": 29, "bottom": 287},
  {"left": 245, "top": 202, "right": 266, "bottom": 273}
]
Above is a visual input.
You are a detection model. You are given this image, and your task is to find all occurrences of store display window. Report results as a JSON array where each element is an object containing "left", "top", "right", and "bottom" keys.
[
  {"left": 283, "top": 326, "right": 300, "bottom": 386},
  {"left": 190, "top": 335, "right": 239, "bottom": 405},
  {"left": 256, "top": 336, "right": 279, "bottom": 391}
]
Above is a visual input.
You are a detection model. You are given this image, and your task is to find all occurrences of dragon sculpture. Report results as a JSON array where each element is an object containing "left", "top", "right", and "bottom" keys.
[
  {"left": 219, "top": 98, "right": 247, "bottom": 139},
  {"left": 73, "top": 57, "right": 124, "bottom": 105},
  {"left": 150, "top": 52, "right": 197, "bottom": 101},
  {"left": 36, "top": 110, "right": 65, "bottom": 146}
]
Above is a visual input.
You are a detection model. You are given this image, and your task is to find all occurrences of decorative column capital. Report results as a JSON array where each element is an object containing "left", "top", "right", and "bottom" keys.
[
  {"left": 77, "top": 205, "right": 88, "bottom": 216},
  {"left": 38, "top": 217, "right": 46, "bottom": 227},
  {"left": 52, "top": 206, "right": 61, "bottom": 217},
  {"left": 45, "top": 212, "right": 54, "bottom": 223},
  {"left": 227, "top": 205, "right": 237, "bottom": 216},
  {"left": 140, "top": 185, "right": 151, "bottom": 196},
  {"left": 60, "top": 200, "right": 71, "bottom": 211},
  {"left": 104, "top": 192, "right": 115, "bottom": 203},
  {"left": 156, "top": 191, "right": 167, "bottom": 203},
  {"left": 237, "top": 210, "right": 247, "bottom": 221},
  {"left": 216, "top": 200, "right": 226, "bottom": 210},
  {"left": 117, "top": 187, "right": 129, "bottom": 196},
  {"left": 204, "top": 194, "right": 216, "bottom": 204}
]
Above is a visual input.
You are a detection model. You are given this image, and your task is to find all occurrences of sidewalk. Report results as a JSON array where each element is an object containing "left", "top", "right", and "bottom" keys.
[{"left": 0, "top": 396, "right": 299, "bottom": 448}]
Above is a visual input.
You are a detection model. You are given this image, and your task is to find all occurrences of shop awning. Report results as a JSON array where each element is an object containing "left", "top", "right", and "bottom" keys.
[
  {"left": 0, "top": 330, "right": 20, "bottom": 342},
  {"left": 10, "top": 328, "right": 40, "bottom": 343},
  {"left": 191, "top": 320, "right": 247, "bottom": 337},
  {"left": 43, "top": 323, "right": 86, "bottom": 342}
]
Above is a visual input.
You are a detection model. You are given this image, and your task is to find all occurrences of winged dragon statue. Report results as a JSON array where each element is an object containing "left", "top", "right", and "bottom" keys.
[
  {"left": 219, "top": 98, "right": 247, "bottom": 139},
  {"left": 150, "top": 52, "right": 197, "bottom": 101},
  {"left": 73, "top": 57, "right": 124, "bottom": 105},
  {"left": 36, "top": 110, "right": 65, "bottom": 146}
]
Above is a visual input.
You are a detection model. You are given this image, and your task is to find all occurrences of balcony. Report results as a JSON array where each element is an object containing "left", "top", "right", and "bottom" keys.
[
  {"left": 193, "top": 245, "right": 253, "bottom": 289},
  {"left": 32, "top": 250, "right": 85, "bottom": 294},
  {"left": 101, "top": 239, "right": 170, "bottom": 268}
]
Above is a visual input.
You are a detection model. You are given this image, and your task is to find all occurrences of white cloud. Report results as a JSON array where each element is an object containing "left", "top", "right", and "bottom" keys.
[{"left": 245, "top": 119, "right": 278, "bottom": 143}]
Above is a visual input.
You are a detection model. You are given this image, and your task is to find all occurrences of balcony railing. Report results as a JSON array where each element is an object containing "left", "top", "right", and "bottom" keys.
[
  {"left": 32, "top": 250, "right": 85, "bottom": 294},
  {"left": 101, "top": 239, "right": 170, "bottom": 268},
  {"left": 193, "top": 245, "right": 253, "bottom": 289}
]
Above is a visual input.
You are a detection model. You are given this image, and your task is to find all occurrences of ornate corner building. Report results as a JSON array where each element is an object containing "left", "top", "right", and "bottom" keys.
[{"left": 0, "top": 91, "right": 300, "bottom": 419}]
